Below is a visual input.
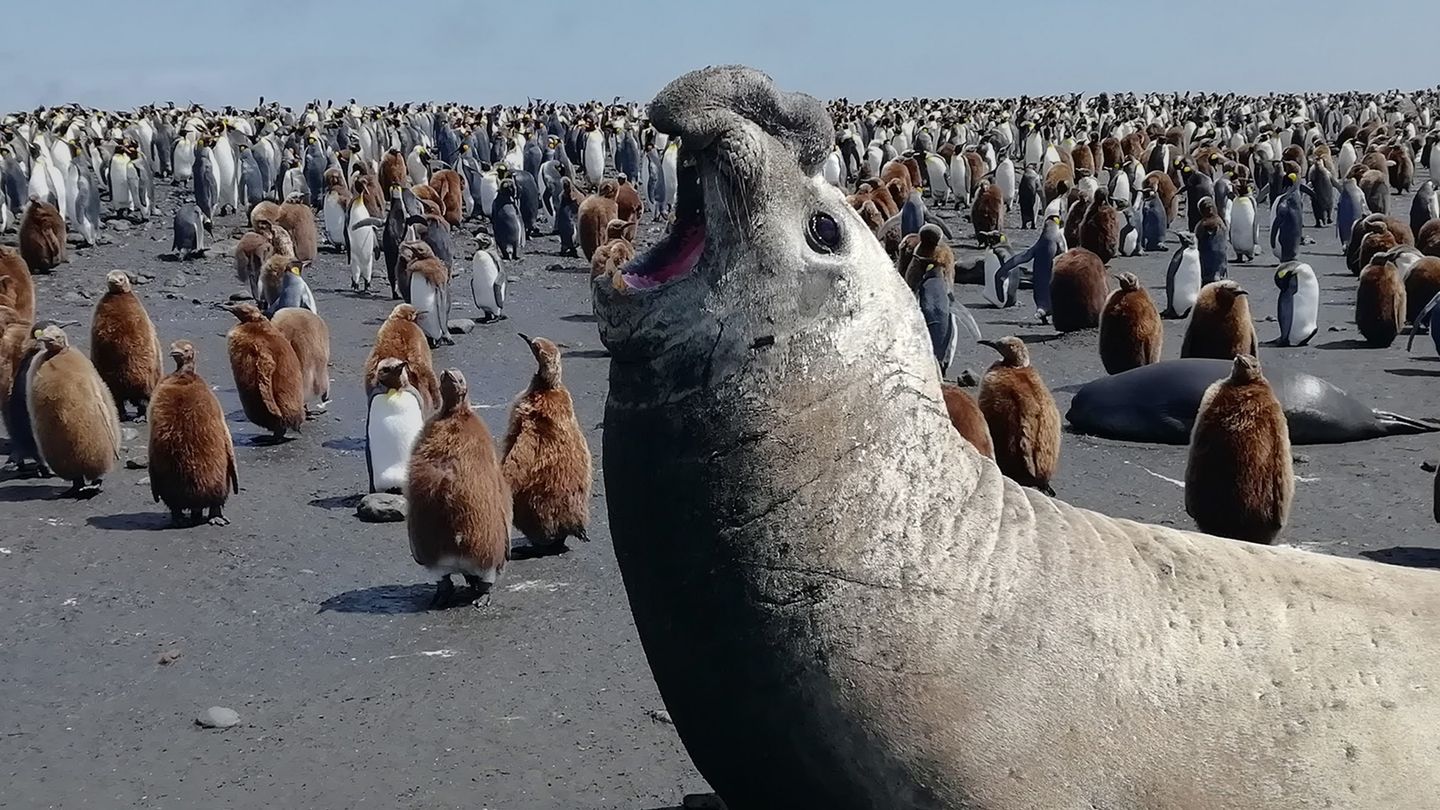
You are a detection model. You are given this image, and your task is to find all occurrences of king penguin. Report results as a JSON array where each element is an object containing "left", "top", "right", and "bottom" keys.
[
  {"left": 365, "top": 358, "right": 426, "bottom": 495},
  {"left": 1163, "top": 231, "right": 1202, "bottom": 318},
  {"left": 1274, "top": 261, "right": 1320, "bottom": 347},
  {"left": 470, "top": 234, "right": 506, "bottom": 323},
  {"left": 1140, "top": 187, "right": 1167, "bottom": 251},
  {"left": 982, "top": 243, "right": 1019, "bottom": 308}
]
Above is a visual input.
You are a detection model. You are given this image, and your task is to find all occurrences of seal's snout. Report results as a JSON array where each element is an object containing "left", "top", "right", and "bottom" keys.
[{"left": 648, "top": 64, "right": 833, "bottom": 173}]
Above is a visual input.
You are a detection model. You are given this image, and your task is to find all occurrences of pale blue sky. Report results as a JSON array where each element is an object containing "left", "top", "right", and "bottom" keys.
[{"left": 4, "top": 1, "right": 1436, "bottom": 111}]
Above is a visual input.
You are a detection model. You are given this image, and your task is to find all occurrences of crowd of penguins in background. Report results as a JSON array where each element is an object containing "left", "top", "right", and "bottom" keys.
[{"left": 1, "top": 89, "right": 1440, "bottom": 605}]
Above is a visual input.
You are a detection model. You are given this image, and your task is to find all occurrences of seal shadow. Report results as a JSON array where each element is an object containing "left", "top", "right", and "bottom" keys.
[
  {"left": 1385, "top": 367, "right": 1440, "bottom": 378},
  {"left": 317, "top": 583, "right": 435, "bottom": 615},
  {"left": 1314, "top": 338, "right": 1378, "bottom": 350},
  {"left": 565, "top": 349, "right": 612, "bottom": 359},
  {"left": 309, "top": 494, "right": 362, "bottom": 511},
  {"left": 86, "top": 512, "right": 174, "bottom": 531},
  {"left": 1361, "top": 547, "right": 1440, "bottom": 569}
]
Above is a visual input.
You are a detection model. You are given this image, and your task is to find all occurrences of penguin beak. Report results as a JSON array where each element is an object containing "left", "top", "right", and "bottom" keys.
[
  {"left": 977, "top": 339, "right": 998, "bottom": 350},
  {"left": 1236, "top": 290, "right": 1249, "bottom": 297},
  {"left": 517, "top": 332, "right": 532, "bottom": 345}
]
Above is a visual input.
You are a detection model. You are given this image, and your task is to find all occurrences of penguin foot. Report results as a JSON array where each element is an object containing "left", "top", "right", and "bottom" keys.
[
  {"left": 440, "top": 336, "right": 456, "bottom": 346},
  {"left": 469, "top": 592, "right": 493, "bottom": 610},
  {"left": 206, "top": 509, "right": 230, "bottom": 527},
  {"left": 430, "top": 577, "right": 456, "bottom": 609}
]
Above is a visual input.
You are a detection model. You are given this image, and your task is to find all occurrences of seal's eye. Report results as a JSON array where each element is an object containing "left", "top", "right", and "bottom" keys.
[{"left": 807, "top": 212, "right": 841, "bottom": 253}]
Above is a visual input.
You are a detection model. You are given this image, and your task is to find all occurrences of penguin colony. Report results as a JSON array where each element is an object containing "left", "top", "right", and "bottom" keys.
[{"left": 0, "top": 91, "right": 1439, "bottom": 594}]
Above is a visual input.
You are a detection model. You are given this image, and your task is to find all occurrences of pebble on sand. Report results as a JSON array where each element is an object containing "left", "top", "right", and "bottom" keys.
[
  {"left": 196, "top": 706, "right": 240, "bottom": 729},
  {"left": 446, "top": 319, "right": 477, "bottom": 335},
  {"left": 357, "top": 493, "right": 407, "bottom": 523}
]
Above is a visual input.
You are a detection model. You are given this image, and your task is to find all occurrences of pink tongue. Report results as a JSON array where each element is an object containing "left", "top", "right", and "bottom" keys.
[{"left": 622, "top": 225, "right": 705, "bottom": 289}]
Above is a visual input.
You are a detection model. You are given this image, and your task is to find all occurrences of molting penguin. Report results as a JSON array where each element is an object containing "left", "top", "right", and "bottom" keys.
[
  {"left": 90, "top": 270, "right": 162, "bottom": 421},
  {"left": 4, "top": 320, "right": 55, "bottom": 473},
  {"left": 1273, "top": 261, "right": 1320, "bottom": 347},
  {"left": 365, "top": 357, "right": 425, "bottom": 495},
  {"left": 579, "top": 180, "right": 621, "bottom": 261},
  {"left": 978, "top": 336, "right": 1061, "bottom": 495},
  {"left": 366, "top": 304, "right": 440, "bottom": 412},
  {"left": 406, "top": 368, "right": 512, "bottom": 609},
  {"left": 148, "top": 341, "right": 238, "bottom": 526},
  {"left": 0, "top": 247, "right": 35, "bottom": 322},
  {"left": 1049, "top": 248, "right": 1108, "bottom": 332},
  {"left": 502, "top": 335, "right": 593, "bottom": 551},
  {"left": 224, "top": 302, "right": 305, "bottom": 443},
  {"left": 470, "top": 233, "right": 506, "bottom": 322},
  {"left": 271, "top": 307, "right": 331, "bottom": 415},
  {"left": 1355, "top": 251, "right": 1405, "bottom": 348},
  {"left": 26, "top": 324, "right": 121, "bottom": 497},
  {"left": 1180, "top": 280, "right": 1257, "bottom": 360},
  {"left": 19, "top": 200, "right": 66, "bottom": 272},
  {"left": 1098, "top": 272, "right": 1163, "bottom": 374},
  {"left": 1185, "top": 354, "right": 1292, "bottom": 544},
  {"left": 1412, "top": 180, "right": 1439, "bottom": 239},
  {"left": 1078, "top": 188, "right": 1119, "bottom": 262},
  {"left": 401, "top": 240, "right": 453, "bottom": 348},
  {"left": 939, "top": 383, "right": 994, "bottom": 459}
]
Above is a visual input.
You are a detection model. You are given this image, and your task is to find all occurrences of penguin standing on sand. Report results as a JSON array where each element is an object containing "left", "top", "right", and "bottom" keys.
[
  {"left": 491, "top": 178, "right": 525, "bottom": 260},
  {"left": 1270, "top": 174, "right": 1312, "bottom": 262},
  {"left": 171, "top": 203, "right": 208, "bottom": 260},
  {"left": 148, "top": 341, "right": 238, "bottom": 527},
  {"left": 1018, "top": 165, "right": 1040, "bottom": 229},
  {"left": 1337, "top": 176, "right": 1366, "bottom": 247},
  {"left": 1308, "top": 161, "right": 1335, "bottom": 227},
  {"left": 90, "top": 271, "right": 162, "bottom": 421},
  {"left": 554, "top": 176, "right": 581, "bottom": 257},
  {"left": 366, "top": 357, "right": 426, "bottom": 494},
  {"left": 1355, "top": 251, "right": 1405, "bottom": 348},
  {"left": 225, "top": 302, "right": 305, "bottom": 443},
  {"left": 347, "top": 194, "right": 382, "bottom": 293},
  {"left": 1163, "top": 232, "right": 1202, "bottom": 319},
  {"left": 982, "top": 242, "right": 1019, "bottom": 309},
  {"left": 993, "top": 214, "right": 1065, "bottom": 322},
  {"left": 1140, "top": 187, "right": 1167, "bottom": 251},
  {"left": 1411, "top": 180, "right": 1439, "bottom": 238},
  {"left": 4, "top": 320, "right": 57, "bottom": 474},
  {"left": 1181, "top": 280, "right": 1258, "bottom": 360},
  {"left": 1274, "top": 261, "right": 1320, "bottom": 347},
  {"left": 26, "top": 325, "right": 121, "bottom": 497},
  {"left": 1185, "top": 354, "right": 1292, "bottom": 544},
  {"left": 502, "top": 335, "right": 592, "bottom": 551},
  {"left": 406, "top": 368, "right": 512, "bottom": 609},
  {"left": 1099, "top": 272, "right": 1163, "bottom": 374},
  {"left": 401, "top": 240, "right": 452, "bottom": 348},
  {"left": 1195, "top": 197, "right": 1229, "bottom": 284},
  {"left": 193, "top": 140, "right": 218, "bottom": 225},
  {"left": 470, "top": 234, "right": 506, "bottom": 322},
  {"left": 978, "top": 336, "right": 1061, "bottom": 495},
  {"left": 1229, "top": 180, "right": 1259, "bottom": 262}
]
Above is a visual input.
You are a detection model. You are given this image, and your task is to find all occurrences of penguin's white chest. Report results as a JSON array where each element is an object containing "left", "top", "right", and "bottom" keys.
[
  {"left": 821, "top": 152, "right": 842, "bottom": 187},
  {"left": 323, "top": 194, "right": 347, "bottom": 245},
  {"left": 583, "top": 133, "right": 605, "bottom": 186},
  {"left": 1230, "top": 200, "right": 1256, "bottom": 249},
  {"left": 471, "top": 254, "right": 501, "bottom": 309},
  {"left": 662, "top": 149, "right": 678, "bottom": 205},
  {"left": 479, "top": 174, "right": 498, "bottom": 217},
  {"left": 1173, "top": 252, "right": 1201, "bottom": 311},
  {"left": 368, "top": 391, "right": 424, "bottom": 492}
]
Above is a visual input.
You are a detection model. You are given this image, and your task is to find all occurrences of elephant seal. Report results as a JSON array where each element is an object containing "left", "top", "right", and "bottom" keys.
[
  {"left": 594, "top": 65, "right": 1440, "bottom": 810},
  {"left": 1068, "top": 357, "right": 1438, "bottom": 445}
]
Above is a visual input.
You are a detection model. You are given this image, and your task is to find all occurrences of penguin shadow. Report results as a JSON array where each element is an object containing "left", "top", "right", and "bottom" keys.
[
  {"left": 0, "top": 480, "right": 72, "bottom": 501},
  {"left": 1385, "top": 367, "right": 1440, "bottom": 378},
  {"left": 308, "top": 494, "right": 362, "bottom": 511},
  {"left": 86, "top": 512, "right": 174, "bottom": 531},
  {"left": 1314, "top": 339, "right": 1376, "bottom": 350},
  {"left": 1361, "top": 547, "right": 1440, "bottom": 570},
  {"left": 547, "top": 262, "right": 589, "bottom": 274},
  {"left": 509, "top": 539, "right": 572, "bottom": 561},
  {"left": 322, "top": 437, "right": 366, "bottom": 453},
  {"left": 1010, "top": 333, "right": 1065, "bottom": 345},
  {"left": 560, "top": 313, "right": 599, "bottom": 324},
  {"left": 317, "top": 583, "right": 436, "bottom": 615}
]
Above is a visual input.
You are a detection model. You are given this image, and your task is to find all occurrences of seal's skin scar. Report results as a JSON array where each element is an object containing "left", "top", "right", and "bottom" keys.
[{"left": 594, "top": 65, "right": 1440, "bottom": 810}]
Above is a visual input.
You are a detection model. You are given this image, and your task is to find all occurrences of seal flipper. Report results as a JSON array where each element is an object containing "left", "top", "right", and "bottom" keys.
[{"left": 1371, "top": 410, "right": 1440, "bottom": 437}]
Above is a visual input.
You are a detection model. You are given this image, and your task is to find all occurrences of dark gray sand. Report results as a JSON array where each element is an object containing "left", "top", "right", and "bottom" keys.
[{"left": 1, "top": 178, "right": 1436, "bottom": 808}]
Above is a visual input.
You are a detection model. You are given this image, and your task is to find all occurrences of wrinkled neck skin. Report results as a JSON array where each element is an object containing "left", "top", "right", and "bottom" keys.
[{"left": 594, "top": 68, "right": 1012, "bottom": 807}]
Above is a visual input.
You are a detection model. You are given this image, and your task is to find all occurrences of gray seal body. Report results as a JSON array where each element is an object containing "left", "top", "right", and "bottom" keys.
[
  {"left": 594, "top": 66, "right": 1440, "bottom": 810},
  {"left": 1068, "top": 358, "right": 1436, "bottom": 444}
]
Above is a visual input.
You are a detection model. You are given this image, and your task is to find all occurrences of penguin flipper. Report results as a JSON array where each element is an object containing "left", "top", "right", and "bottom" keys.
[
  {"left": 363, "top": 400, "right": 376, "bottom": 493},
  {"left": 1408, "top": 292, "right": 1440, "bottom": 351}
]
